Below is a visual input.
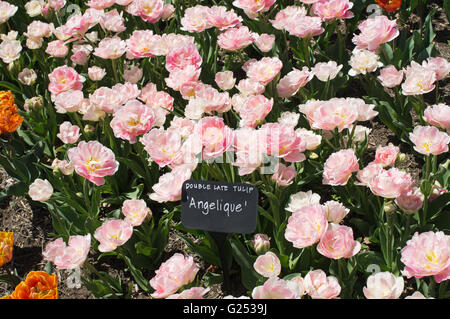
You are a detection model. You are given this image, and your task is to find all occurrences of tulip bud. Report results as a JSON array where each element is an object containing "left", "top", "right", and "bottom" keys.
[
  {"left": 252, "top": 234, "right": 270, "bottom": 255},
  {"left": 24, "top": 96, "right": 44, "bottom": 111},
  {"left": 84, "top": 124, "right": 95, "bottom": 134},
  {"left": 384, "top": 201, "right": 396, "bottom": 214},
  {"left": 309, "top": 152, "right": 319, "bottom": 160},
  {"left": 395, "top": 153, "right": 406, "bottom": 165}
]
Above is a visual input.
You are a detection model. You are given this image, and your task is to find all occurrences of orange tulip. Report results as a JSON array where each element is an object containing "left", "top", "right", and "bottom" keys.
[
  {"left": 375, "top": 0, "right": 402, "bottom": 12},
  {"left": 10, "top": 271, "right": 58, "bottom": 299},
  {"left": 0, "top": 232, "right": 13, "bottom": 267},
  {"left": 0, "top": 90, "right": 23, "bottom": 135}
]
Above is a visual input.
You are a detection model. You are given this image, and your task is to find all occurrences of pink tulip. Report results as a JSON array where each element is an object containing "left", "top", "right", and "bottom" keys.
[
  {"left": 270, "top": 6, "right": 306, "bottom": 30},
  {"left": 409, "top": 125, "right": 450, "bottom": 156},
  {"left": 206, "top": 6, "right": 242, "bottom": 30},
  {"left": 422, "top": 57, "right": 450, "bottom": 81},
  {"left": 395, "top": 187, "right": 424, "bottom": 214},
  {"left": 86, "top": 0, "right": 114, "bottom": 9},
  {"left": 123, "top": 65, "right": 143, "bottom": 84},
  {"left": 285, "top": 204, "right": 328, "bottom": 249},
  {"left": 52, "top": 159, "right": 74, "bottom": 175},
  {"left": 254, "top": 252, "right": 281, "bottom": 278},
  {"left": 136, "top": 0, "right": 164, "bottom": 23},
  {"left": 71, "top": 44, "right": 92, "bottom": 65},
  {"left": 54, "top": 89, "right": 84, "bottom": 113},
  {"left": 373, "top": 143, "right": 400, "bottom": 167},
  {"left": 29, "top": 178, "right": 53, "bottom": 202},
  {"left": 284, "top": 16, "right": 324, "bottom": 38},
  {"left": 348, "top": 48, "right": 383, "bottom": 76},
  {"left": 180, "top": 5, "right": 211, "bottom": 33},
  {"left": 150, "top": 253, "right": 199, "bottom": 298},
  {"left": 236, "top": 94, "right": 273, "bottom": 128},
  {"left": 57, "top": 121, "right": 81, "bottom": 144},
  {"left": 252, "top": 234, "right": 270, "bottom": 255},
  {"left": 67, "top": 141, "right": 119, "bottom": 186},
  {"left": 126, "top": 30, "right": 161, "bottom": 58},
  {"left": 259, "top": 123, "right": 306, "bottom": 162},
  {"left": 89, "top": 86, "right": 122, "bottom": 114},
  {"left": 317, "top": 223, "right": 361, "bottom": 259},
  {"left": 232, "top": 0, "right": 275, "bottom": 17},
  {"left": 166, "top": 287, "right": 209, "bottom": 299},
  {"left": 43, "top": 234, "right": 91, "bottom": 270},
  {"left": 312, "top": 0, "right": 354, "bottom": 21},
  {"left": 348, "top": 97, "right": 378, "bottom": 122},
  {"left": 277, "top": 67, "right": 313, "bottom": 98},
  {"left": 215, "top": 71, "right": 236, "bottom": 91},
  {"left": 352, "top": 15, "right": 399, "bottom": 51},
  {"left": 218, "top": 26, "right": 256, "bottom": 51},
  {"left": 45, "top": 40, "right": 68, "bottom": 57},
  {"left": 149, "top": 166, "right": 192, "bottom": 203},
  {"left": 236, "top": 79, "right": 265, "bottom": 96},
  {"left": 324, "top": 200, "right": 350, "bottom": 224},
  {"left": 356, "top": 162, "right": 384, "bottom": 186},
  {"left": 401, "top": 61, "right": 436, "bottom": 95},
  {"left": 285, "top": 190, "right": 321, "bottom": 213},
  {"left": 309, "top": 98, "right": 359, "bottom": 132},
  {"left": 255, "top": 34, "right": 275, "bottom": 52},
  {"left": 401, "top": 231, "right": 450, "bottom": 283},
  {"left": 122, "top": 199, "right": 152, "bottom": 226},
  {"left": 141, "top": 128, "right": 182, "bottom": 167},
  {"left": 377, "top": 65, "right": 404, "bottom": 88},
  {"left": 278, "top": 111, "right": 300, "bottom": 128},
  {"left": 195, "top": 116, "right": 234, "bottom": 159},
  {"left": 323, "top": 149, "right": 359, "bottom": 186},
  {"left": 252, "top": 277, "right": 301, "bottom": 299},
  {"left": 165, "top": 65, "right": 201, "bottom": 91},
  {"left": 272, "top": 163, "right": 296, "bottom": 187},
  {"left": 312, "top": 61, "right": 343, "bottom": 82},
  {"left": 304, "top": 269, "right": 341, "bottom": 299},
  {"left": 246, "top": 57, "right": 283, "bottom": 86},
  {"left": 94, "top": 219, "right": 133, "bottom": 252},
  {"left": 48, "top": 66, "right": 85, "bottom": 96},
  {"left": 363, "top": 272, "right": 404, "bottom": 299},
  {"left": 368, "top": 167, "right": 413, "bottom": 198},
  {"left": 233, "top": 127, "right": 264, "bottom": 176},
  {"left": 424, "top": 104, "right": 450, "bottom": 130},
  {"left": 295, "top": 129, "right": 322, "bottom": 151},
  {"left": 88, "top": 66, "right": 106, "bottom": 81},
  {"left": 165, "top": 43, "right": 202, "bottom": 72},
  {"left": 93, "top": 36, "right": 127, "bottom": 59}
]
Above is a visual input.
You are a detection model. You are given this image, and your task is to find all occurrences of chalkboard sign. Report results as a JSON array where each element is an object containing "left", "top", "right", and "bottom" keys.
[{"left": 181, "top": 179, "right": 258, "bottom": 234}]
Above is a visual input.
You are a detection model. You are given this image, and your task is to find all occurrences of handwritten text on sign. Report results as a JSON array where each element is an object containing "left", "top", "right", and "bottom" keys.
[{"left": 181, "top": 180, "right": 258, "bottom": 234}]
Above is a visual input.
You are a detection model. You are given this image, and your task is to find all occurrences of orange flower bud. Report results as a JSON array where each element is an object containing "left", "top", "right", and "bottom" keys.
[
  {"left": 0, "top": 232, "right": 13, "bottom": 267},
  {"left": 0, "top": 90, "right": 24, "bottom": 135},
  {"left": 10, "top": 271, "right": 58, "bottom": 299}
]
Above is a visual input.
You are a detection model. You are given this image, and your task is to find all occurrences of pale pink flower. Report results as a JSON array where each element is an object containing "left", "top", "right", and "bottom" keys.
[
  {"left": 233, "top": 0, "right": 275, "bottom": 18},
  {"left": 67, "top": 141, "right": 119, "bottom": 186},
  {"left": 113, "top": 82, "right": 141, "bottom": 104},
  {"left": 18, "top": 68, "right": 37, "bottom": 86},
  {"left": 246, "top": 57, "right": 283, "bottom": 86},
  {"left": 88, "top": 66, "right": 106, "bottom": 81},
  {"left": 270, "top": 5, "right": 306, "bottom": 30},
  {"left": 254, "top": 252, "right": 281, "bottom": 278},
  {"left": 45, "top": 40, "right": 68, "bottom": 57},
  {"left": 83, "top": 8, "right": 105, "bottom": 25},
  {"left": 218, "top": 26, "right": 256, "bottom": 51},
  {"left": 272, "top": 163, "right": 296, "bottom": 187},
  {"left": 141, "top": 128, "right": 182, "bottom": 167},
  {"left": 0, "top": 1, "right": 17, "bottom": 24},
  {"left": 422, "top": 57, "right": 450, "bottom": 81},
  {"left": 278, "top": 112, "right": 300, "bottom": 128},
  {"left": 324, "top": 200, "right": 350, "bottom": 224},
  {"left": 48, "top": 0, "right": 66, "bottom": 11},
  {"left": 89, "top": 87, "right": 122, "bottom": 114},
  {"left": 236, "top": 94, "right": 273, "bottom": 128},
  {"left": 424, "top": 104, "right": 450, "bottom": 131},
  {"left": 255, "top": 34, "right": 275, "bottom": 52},
  {"left": 215, "top": 71, "right": 236, "bottom": 91},
  {"left": 285, "top": 204, "right": 328, "bottom": 249},
  {"left": 54, "top": 90, "right": 84, "bottom": 113},
  {"left": 165, "top": 43, "right": 202, "bottom": 72},
  {"left": 286, "top": 190, "right": 321, "bottom": 213},
  {"left": 405, "top": 291, "right": 433, "bottom": 299},
  {"left": 123, "top": 65, "right": 143, "bottom": 84},
  {"left": 136, "top": 0, "right": 164, "bottom": 23},
  {"left": 323, "top": 149, "right": 359, "bottom": 186},
  {"left": 140, "top": 83, "right": 174, "bottom": 116},
  {"left": 401, "top": 61, "right": 436, "bottom": 95},
  {"left": 350, "top": 125, "right": 372, "bottom": 143},
  {"left": 356, "top": 162, "right": 384, "bottom": 186},
  {"left": 126, "top": 30, "right": 161, "bottom": 59},
  {"left": 194, "top": 85, "right": 231, "bottom": 115},
  {"left": 368, "top": 167, "right": 413, "bottom": 198},
  {"left": 100, "top": 9, "right": 126, "bottom": 33},
  {"left": 62, "top": 14, "right": 92, "bottom": 40},
  {"left": 233, "top": 127, "right": 264, "bottom": 176},
  {"left": 94, "top": 219, "right": 133, "bottom": 252},
  {"left": 52, "top": 159, "right": 74, "bottom": 175},
  {"left": 277, "top": 67, "right": 313, "bottom": 98},
  {"left": 306, "top": 99, "right": 358, "bottom": 132},
  {"left": 29, "top": 179, "right": 53, "bottom": 202},
  {"left": 312, "top": 0, "right": 354, "bottom": 21},
  {"left": 169, "top": 117, "right": 195, "bottom": 138},
  {"left": 165, "top": 65, "right": 201, "bottom": 91},
  {"left": 71, "top": 44, "right": 93, "bottom": 66},
  {"left": 252, "top": 234, "right": 270, "bottom": 255},
  {"left": 317, "top": 223, "right": 361, "bottom": 259},
  {"left": 236, "top": 79, "right": 265, "bottom": 95},
  {"left": 149, "top": 166, "right": 192, "bottom": 203},
  {"left": 93, "top": 36, "right": 127, "bottom": 59},
  {"left": 180, "top": 5, "right": 211, "bottom": 33},
  {"left": 110, "top": 100, "right": 155, "bottom": 143},
  {"left": 377, "top": 65, "right": 404, "bottom": 88},
  {"left": 295, "top": 128, "right": 322, "bottom": 151},
  {"left": 57, "top": 121, "right": 81, "bottom": 144},
  {"left": 25, "top": 20, "right": 53, "bottom": 40},
  {"left": 161, "top": 4, "right": 175, "bottom": 20},
  {"left": 352, "top": 15, "right": 399, "bottom": 51},
  {"left": 86, "top": 0, "right": 115, "bottom": 9},
  {"left": 150, "top": 253, "right": 199, "bottom": 298},
  {"left": 430, "top": 181, "right": 448, "bottom": 202},
  {"left": 206, "top": 6, "right": 242, "bottom": 30},
  {"left": 348, "top": 97, "right": 378, "bottom": 122},
  {"left": 252, "top": 277, "right": 301, "bottom": 299},
  {"left": 48, "top": 66, "right": 85, "bottom": 96},
  {"left": 166, "top": 287, "right": 209, "bottom": 299},
  {"left": 284, "top": 15, "right": 324, "bottom": 38},
  {"left": 348, "top": 49, "right": 383, "bottom": 76},
  {"left": 122, "top": 199, "right": 151, "bottom": 226},
  {"left": 0, "top": 40, "right": 21, "bottom": 63},
  {"left": 304, "top": 270, "right": 341, "bottom": 299},
  {"left": 157, "top": 34, "right": 196, "bottom": 56},
  {"left": 259, "top": 123, "right": 306, "bottom": 162},
  {"left": 409, "top": 125, "right": 450, "bottom": 156},
  {"left": 373, "top": 143, "right": 400, "bottom": 167},
  {"left": 289, "top": 275, "right": 306, "bottom": 297},
  {"left": 43, "top": 234, "right": 91, "bottom": 270},
  {"left": 195, "top": 116, "right": 234, "bottom": 159},
  {"left": 363, "top": 272, "right": 404, "bottom": 299},
  {"left": 395, "top": 187, "right": 424, "bottom": 214},
  {"left": 401, "top": 231, "right": 450, "bottom": 283},
  {"left": 312, "top": 61, "right": 343, "bottom": 82}
]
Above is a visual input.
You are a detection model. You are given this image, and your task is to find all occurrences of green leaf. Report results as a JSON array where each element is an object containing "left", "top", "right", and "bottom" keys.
[
  {"left": 202, "top": 271, "right": 224, "bottom": 287},
  {"left": 230, "top": 237, "right": 260, "bottom": 291}
]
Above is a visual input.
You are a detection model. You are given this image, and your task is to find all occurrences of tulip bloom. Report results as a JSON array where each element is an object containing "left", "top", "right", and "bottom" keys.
[
  {"left": 424, "top": 104, "right": 450, "bottom": 131},
  {"left": 409, "top": 126, "right": 450, "bottom": 156},
  {"left": 122, "top": 199, "right": 152, "bottom": 226},
  {"left": 252, "top": 277, "right": 301, "bottom": 299},
  {"left": 323, "top": 149, "right": 359, "bottom": 186},
  {"left": 29, "top": 179, "right": 53, "bottom": 202},
  {"left": 0, "top": 232, "right": 13, "bottom": 267},
  {"left": 363, "top": 272, "right": 404, "bottom": 299},
  {"left": 368, "top": 167, "right": 413, "bottom": 198},
  {"left": 317, "top": 223, "right": 361, "bottom": 259},
  {"left": 43, "top": 235, "right": 91, "bottom": 270},
  {"left": 10, "top": 271, "right": 58, "bottom": 299},
  {"left": 376, "top": 0, "right": 402, "bottom": 13},
  {"left": 304, "top": 269, "right": 341, "bottom": 299},
  {"left": 0, "top": 90, "right": 23, "bottom": 135},
  {"left": 352, "top": 15, "right": 399, "bottom": 51},
  {"left": 94, "top": 219, "right": 133, "bottom": 252},
  {"left": 253, "top": 252, "right": 281, "bottom": 278}
]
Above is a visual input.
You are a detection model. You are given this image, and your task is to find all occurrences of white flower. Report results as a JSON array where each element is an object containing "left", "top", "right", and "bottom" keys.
[
  {"left": 286, "top": 190, "right": 321, "bottom": 213},
  {"left": 24, "top": 0, "right": 45, "bottom": 17},
  {"left": 348, "top": 49, "right": 383, "bottom": 76},
  {"left": 29, "top": 179, "right": 54, "bottom": 202},
  {"left": 363, "top": 272, "right": 404, "bottom": 299},
  {"left": 0, "top": 40, "right": 22, "bottom": 64}
]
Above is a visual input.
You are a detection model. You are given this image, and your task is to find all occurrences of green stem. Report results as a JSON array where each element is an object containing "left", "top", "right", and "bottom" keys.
[
  {"left": 70, "top": 112, "right": 88, "bottom": 141},
  {"left": 421, "top": 155, "right": 431, "bottom": 226},
  {"left": 83, "top": 178, "right": 92, "bottom": 214},
  {"left": 401, "top": 214, "right": 412, "bottom": 244},
  {"left": 111, "top": 59, "right": 119, "bottom": 83}
]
